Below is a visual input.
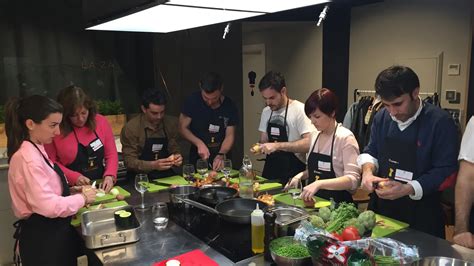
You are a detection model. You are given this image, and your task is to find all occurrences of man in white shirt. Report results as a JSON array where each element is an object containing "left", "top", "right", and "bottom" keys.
[
  {"left": 255, "top": 71, "right": 315, "bottom": 184},
  {"left": 454, "top": 116, "right": 474, "bottom": 248}
]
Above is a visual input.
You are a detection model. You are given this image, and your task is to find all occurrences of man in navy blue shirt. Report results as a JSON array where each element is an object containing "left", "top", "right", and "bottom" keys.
[
  {"left": 358, "top": 65, "right": 458, "bottom": 238},
  {"left": 179, "top": 72, "right": 239, "bottom": 170}
]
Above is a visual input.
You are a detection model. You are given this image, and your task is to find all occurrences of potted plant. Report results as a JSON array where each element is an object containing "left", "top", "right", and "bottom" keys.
[{"left": 96, "top": 100, "right": 126, "bottom": 135}]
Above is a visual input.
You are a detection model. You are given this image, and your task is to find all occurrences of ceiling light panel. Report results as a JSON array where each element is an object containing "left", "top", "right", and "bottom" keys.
[
  {"left": 87, "top": 5, "right": 264, "bottom": 33},
  {"left": 167, "top": 0, "right": 331, "bottom": 13}
]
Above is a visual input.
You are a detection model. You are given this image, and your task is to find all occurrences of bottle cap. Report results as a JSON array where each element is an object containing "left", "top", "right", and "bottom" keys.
[{"left": 252, "top": 203, "right": 264, "bottom": 216}]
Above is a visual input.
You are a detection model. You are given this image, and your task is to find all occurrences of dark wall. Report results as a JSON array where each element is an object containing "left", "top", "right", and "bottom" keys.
[
  {"left": 151, "top": 24, "right": 244, "bottom": 164},
  {"left": 0, "top": 0, "right": 146, "bottom": 113},
  {"left": 322, "top": 6, "right": 351, "bottom": 122},
  {"left": 0, "top": 0, "right": 244, "bottom": 164}
]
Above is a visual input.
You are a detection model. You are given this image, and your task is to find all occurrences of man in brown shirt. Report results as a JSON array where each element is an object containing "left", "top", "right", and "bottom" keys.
[{"left": 120, "top": 88, "right": 183, "bottom": 179}]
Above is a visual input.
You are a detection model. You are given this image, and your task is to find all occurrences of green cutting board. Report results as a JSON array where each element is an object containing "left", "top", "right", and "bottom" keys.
[
  {"left": 71, "top": 200, "right": 128, "bottom": 227},
  {"left": 371, "top": 214, "right": 409, "bottom": 238},
  {"left": 229, "top": 175, "right": 267, "bottom": 184},
  {"left": 273, "top": 193, "right": 331, "bottom": 209},
  {"left": 154, "top": 175, "right": 190, "bottom": 185},
  {"left": 140, "top": 181, "right": 169, "bottom": 193},
  {"left": 258, "top": 183, "right": 283, "bottom": 192},
  {"left": 94, "top": 186, "right": 130, "bottom": 204}
]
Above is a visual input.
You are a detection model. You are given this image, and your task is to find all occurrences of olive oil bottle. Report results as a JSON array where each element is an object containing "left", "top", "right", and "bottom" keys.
[{"left": 251, "top": 204, "right": 264, "bottom": 254}]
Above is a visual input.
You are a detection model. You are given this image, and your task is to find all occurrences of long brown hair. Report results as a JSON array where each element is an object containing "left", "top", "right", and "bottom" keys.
[
  {"left": 57, "top": 85, "right": 97, "bottom": 136},
  {"left": 5, "top": 95, "right": 63, "bottom": 161}
]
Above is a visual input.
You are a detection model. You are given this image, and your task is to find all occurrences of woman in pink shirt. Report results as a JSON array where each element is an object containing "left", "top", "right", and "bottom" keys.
[
  {"left": 286, "top": 88, "right": 361, "bottom": 204},
  {"left": 6, "top": 95, "right": 96, "bottom": 266},
  {"left": 45, "top": 86, "right": 118, "bottom": 192}
]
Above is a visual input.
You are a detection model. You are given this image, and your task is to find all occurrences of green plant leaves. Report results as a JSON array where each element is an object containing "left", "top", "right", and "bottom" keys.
[{"left": 96, "top": 100, "right": 124, "bottom": 115}]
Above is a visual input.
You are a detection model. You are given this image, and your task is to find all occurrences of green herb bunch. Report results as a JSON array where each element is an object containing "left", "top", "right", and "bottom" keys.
[
  {"left": 96, "top": 100, "right": 124, "bottom": 115},
  {"left": 325, "top": 202, "right": 359, "bottom": 233}
]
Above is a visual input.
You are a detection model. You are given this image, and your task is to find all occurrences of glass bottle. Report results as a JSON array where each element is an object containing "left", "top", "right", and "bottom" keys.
[{"left": 239, "top": 155, "right": 254, "bottom": 199}]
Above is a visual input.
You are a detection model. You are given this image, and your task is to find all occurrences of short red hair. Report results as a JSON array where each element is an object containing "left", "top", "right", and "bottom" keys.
[{"left": 304, "top": 88, "right": 338, "bottom": 117}]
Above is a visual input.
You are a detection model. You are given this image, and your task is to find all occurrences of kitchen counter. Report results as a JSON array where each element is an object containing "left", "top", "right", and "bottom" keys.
[
  {"left": 88, "top": 184, "right": 472, "bottom": 266},
  {"left": 0, "top": 157, "right": 8, "bottom": 170},
  {"left": 88, "top": 185, "right": 234, "bottom": 266}
]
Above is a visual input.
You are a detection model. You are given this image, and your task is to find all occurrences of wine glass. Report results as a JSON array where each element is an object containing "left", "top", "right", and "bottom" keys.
[
  {"left": 221, "top": 159, "right": 232, "bottom": 180},
  {"left": 182, "top": 164, "right": 195, "bottom": 183},
  {"left": 196, "top": 159, "right": 208, "bottom": 178},
  {"left": 242, "top": 155, "right": 252, "bottom": 170},
  {"left": 134, "top": 173, "right": 149, "bottom": 210}
]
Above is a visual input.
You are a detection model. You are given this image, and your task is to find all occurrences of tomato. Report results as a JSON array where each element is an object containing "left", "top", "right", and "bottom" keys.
[
  {"left": 331, "top": 232, "right": 344, "bottom": 241},
  {"left": 342, "top": 226, "right": 361, "bottom": 241}
]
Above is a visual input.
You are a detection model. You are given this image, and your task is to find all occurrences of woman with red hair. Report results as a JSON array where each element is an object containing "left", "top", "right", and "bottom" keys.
[{"left": 286, "top": 88, "right": 361, "bottom": 204}]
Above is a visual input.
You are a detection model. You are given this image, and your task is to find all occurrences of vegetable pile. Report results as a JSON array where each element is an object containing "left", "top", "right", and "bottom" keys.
[
  {"left": 306, "top": 233, "right": 419, "bottom": 265},
  {"left": 300, "top": 202, "right": 420, "bottom": 265},
  {"left": 309, "top": 202, "right": 376, "bottom": 241}
]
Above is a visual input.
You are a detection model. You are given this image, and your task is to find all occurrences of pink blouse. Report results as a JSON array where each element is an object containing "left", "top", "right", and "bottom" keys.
[
  {"left": 45, "top": 114, "right": 118, "bottom": 185},
  {"left": 307, "top": 125, "right": 361, "bottom": 191},
  {"left": 8, "top": 141, "right": 84, "bottom": 219}
]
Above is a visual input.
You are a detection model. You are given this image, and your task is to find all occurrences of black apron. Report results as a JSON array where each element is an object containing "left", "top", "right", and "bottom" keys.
[
  {"left": 307, "top": 124, "right": 354, "bottom": 204},
  {"left": 261, "top": 100, "right": 306, "bottom": 184},
  {"left": 368, "top": 113, "right": 445, "bottom": 238},
  {"left": 13, "top": 141, "right": 80, "bottom": 266},
  {"left": 470, "top": 209, "right": 474, "bottom": 233},
  {"left": 127, "top": 121, "right": 175, "bottom": 179},
  {"left": 67, "top": 129, "right": 105, "bottom": 181},
  {"left": 189, "top": 99, "right": 227, "bottom": 166}
]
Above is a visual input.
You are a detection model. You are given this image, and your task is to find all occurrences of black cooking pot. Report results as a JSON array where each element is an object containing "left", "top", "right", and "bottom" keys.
[{"left": 198, "top": 187, "right": 238, "bottom": 206}]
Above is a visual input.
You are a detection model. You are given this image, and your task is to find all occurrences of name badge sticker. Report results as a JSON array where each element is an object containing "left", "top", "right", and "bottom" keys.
[
  {"left": 394, "top": 169, "right": 413, "bottom": 182},
  {"left": 152, "top": 144, "right": 163, "bottom": 152},
  {"left": 318, "top": 161, "right": 331, "bottom": 172},
  {"left": 270, "top": 127, "right": 280, "bottom": 136},
  {"left": 208, "top": 124, "right": 220, "bottom": 133},
  {"left": 89, "top": 139, "right": 103, "bottom": 152}
]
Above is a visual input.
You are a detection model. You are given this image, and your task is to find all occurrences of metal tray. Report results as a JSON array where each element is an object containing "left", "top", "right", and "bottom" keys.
[{"left": 81, "top": 205, "right": 140, "bottom": 249}]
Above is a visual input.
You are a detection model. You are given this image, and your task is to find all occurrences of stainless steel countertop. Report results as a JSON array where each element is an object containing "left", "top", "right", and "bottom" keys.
[
  {"left": 90, "top": 185, "right": 235, "bottom": 266},
  {"left": 89, "top": 183, "right": 471, "bottom": 265},
  {"left": 0, "top": 158, "right": 8, "bottom": 170}
]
